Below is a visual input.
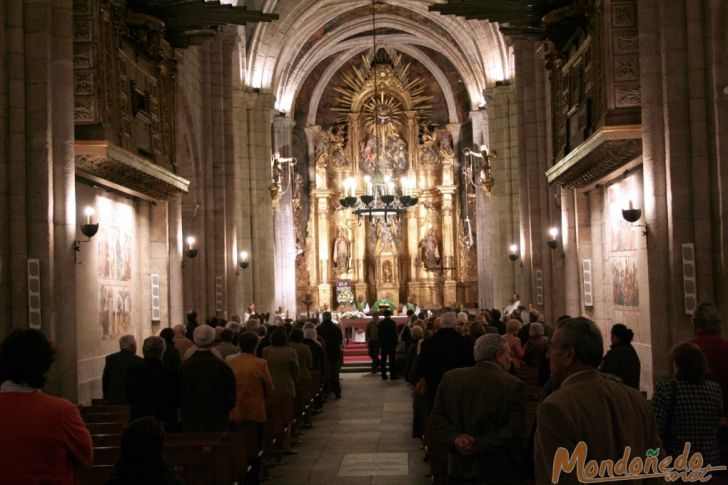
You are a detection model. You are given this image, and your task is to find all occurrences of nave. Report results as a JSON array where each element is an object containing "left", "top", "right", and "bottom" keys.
[{"left": 269, "top": 374, "right": 430, "bottom": 485}]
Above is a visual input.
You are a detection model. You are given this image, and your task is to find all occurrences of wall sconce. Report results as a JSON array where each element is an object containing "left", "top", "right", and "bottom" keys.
[
  {"left": 509, "top": 244, "right": 520, "bottom": 262},
  {"left": 547, "top": 227, "right": 559, "bottom": 250},
  {"left": 185, "top": 236, "right": 198, "bottom": 259},
  {"left": 74, "top": 206, "right": 99, "bottom": 263},
  {"left": 622, "top": 200, "right": 642, "bottom": 223},
  {"left": 237, "top": 251, "right": 249, "bottom": 273},
  {"left": 463, "top": 145, "right": 495, "bottom": 195}
]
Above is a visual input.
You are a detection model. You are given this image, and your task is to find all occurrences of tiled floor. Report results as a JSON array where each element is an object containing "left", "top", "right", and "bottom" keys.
[{"left": 268, "top": 373, "right": 431, "bottom": 484}]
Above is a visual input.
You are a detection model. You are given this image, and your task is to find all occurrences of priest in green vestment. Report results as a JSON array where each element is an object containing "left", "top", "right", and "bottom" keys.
[{"left": 372, "top": 292, "right": 394, "bottom": 313}]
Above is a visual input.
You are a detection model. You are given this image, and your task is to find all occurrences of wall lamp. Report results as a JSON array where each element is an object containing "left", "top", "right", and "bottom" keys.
[
  {"left": 509, "top": 244, "right": 520, "bottom": 262},
  {"left": 237, "top": 251, "right": 250, "bottom": 274},
  {"left": 547, "top": 227, "right": 559, "bottom": 250},
  {"left": 622, "top": 202, "right": 642, "bottom": 223},
  {"left": 74, "top": 206, "right": 99, "bottom": 263},
  {"left": 185, "top": 236, "right": 198, "bottom": 259}
]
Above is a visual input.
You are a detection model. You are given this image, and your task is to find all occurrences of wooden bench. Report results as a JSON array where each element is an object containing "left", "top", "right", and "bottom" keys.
[
  {"left": 86, "top": 422, "right": 126, "bottom": 435},
  {"left": 78, "top": 462, "right": 206, "bottom": 485}
]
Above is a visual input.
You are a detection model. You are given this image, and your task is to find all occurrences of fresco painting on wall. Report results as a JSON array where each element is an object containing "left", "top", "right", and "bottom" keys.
[
  {"left": 612, "top": 257, "right": 639, "bottom": 307},
  {"left": 96, "top": 196, "right": 133, "bottom": 339}
]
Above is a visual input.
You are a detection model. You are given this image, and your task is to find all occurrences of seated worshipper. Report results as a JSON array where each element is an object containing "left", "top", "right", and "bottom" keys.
[
  {"left": 263, "top": 327, "right": 300, "bottom": 454},
  {"left": 216, "top": 328, "right": 240, "bottom": 360},
  {"left": 172, "top": 324, "right": 194, "bottom": 357},
  {"left": 599, "top": 323, "right": 641, "bottom": 389},
  {"left": 372, "top": 292, "right": 394, "bottom": 313},
  {"left": 105, "top": 417, "right": 184, "bottom": 485},
  {"left": 125, "top": 336, "right": 179, "bottom": 431},
  {"left": 0, "top": 329, "right": 93, "bottom": 484},
  {"left": 651, "top": 342, "right": 722, "bottom": 465},
  {"left": 159, "top": 327, "right": 181, "bottom": 370},
  {"left": 534, "top": 317, "right": 661, "bottom": 485},
  {"left": 523, "top": 322, "right": 549, "bottom": 368},
  {"left": 179, "top": 325, "right": 236, "bottom": 432},
  {"left": 103, "top": 334, "right": 144, "bottom": 404},
  {"left": 302, "top": 326, "right": 325, "bottom": 412},
  {"left": 289, "top": 328, "right": 314, "bottom": 426},
  {"left": 504, "top": 319, "right": 525, "bottom": 369},
  {"left": 430, "top": 334, "right": 526, "bottom": 483},
  {"left": 228, "top": 331, "right": 275, "bottom": 483}
]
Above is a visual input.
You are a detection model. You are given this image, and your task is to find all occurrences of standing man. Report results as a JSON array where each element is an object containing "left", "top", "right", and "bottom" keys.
[
  {"left": 534, "top": 317, "right": 661, "bottom": 484},
  {"left": 365, "top": 314, "right": 380, "bottom": 374},
  {"left": 317, "top": 311, "right": 344, "bottom": 399},
  {"left": 378, "top": 310, "right": 398, "bottom": 380},
  {"left": 503, "top": 293, "right": 520, "bottom": 318},
  {"left": 430, "top": 334, "right": 526, "bottom": 483},
  {"left": 102, "top": 335, "right": 143, "bottom": 404},
  {"left": 179, "top": 325, "right": 236, "bottom": 432}
]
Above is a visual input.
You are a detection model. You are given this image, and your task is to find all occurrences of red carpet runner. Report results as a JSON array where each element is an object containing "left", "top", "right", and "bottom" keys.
[{"left": 343, "top": 342, "right": 371, "bottom": 364}]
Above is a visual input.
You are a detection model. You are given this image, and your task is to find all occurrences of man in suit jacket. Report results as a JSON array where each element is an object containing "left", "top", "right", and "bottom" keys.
[
  {"left": 317, "top": 312, "right": 343, "bottom": 399},
  {"left": 430, "top": 334, "right": 526, "bottom": 483},
  {"left": 179, "top": 325, "right": 236, "bottom": 432},
  {"left": 415, "top": 312, "right": 474, "bottom": 407},
  {"left": 378, "top": 310, "right": 398, "bottom": 380},
  {"left": 102, "top": 335, "right": 143, "bottom": 404},
  {"left": 534, "top": 317, "right": 661, "bottom": 485},
  {"left": 125, "top": 336, "right": 178, "bottom": 430}
]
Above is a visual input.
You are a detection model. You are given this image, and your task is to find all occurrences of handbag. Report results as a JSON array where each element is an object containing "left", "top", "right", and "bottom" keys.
[{"left": 414, "top": 378, "right": 428, "bottom": 398}]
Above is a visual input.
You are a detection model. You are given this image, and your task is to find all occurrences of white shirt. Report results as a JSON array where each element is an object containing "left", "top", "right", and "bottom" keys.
[{"left": 503, "top": 300, "right": 521, "bottom": 317}]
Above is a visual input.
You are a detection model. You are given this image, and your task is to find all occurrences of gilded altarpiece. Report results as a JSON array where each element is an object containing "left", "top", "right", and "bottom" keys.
[{"left": 295, "top": 51, "right": 477, "bottom": 310}]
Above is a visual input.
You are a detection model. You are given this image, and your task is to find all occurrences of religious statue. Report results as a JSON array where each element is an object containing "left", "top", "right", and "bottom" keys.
[
  {"left": 382, "top": 260, "right": 393, "bottom": 283},
  {"left": 359, "top": 136, "right": 379, "bottom": 174},
  {"left": 269, "top": 158, "right": 283, "bottom": 211},
  {"left": 419, "top": 229, "right": 441, "bottom": 270},
  {"left": 333, "top": 232, "right": 350, "bottom": 273},
  {"left": 375, "top": 218, "right": 397, "bottom": 253},
  {"left": 438, "top": 127, "right": 453, "bottom": 157},
  {"left": 327, "top": 126, "right": 349, "bottom": 167},
  {"left": 419, "top": 123, "right": 439, "bottom": 166}
]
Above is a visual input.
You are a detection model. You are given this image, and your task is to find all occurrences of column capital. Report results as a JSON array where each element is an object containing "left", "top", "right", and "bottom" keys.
[{"left": 437, "top": 185, "right": 457, "bottom": 197}]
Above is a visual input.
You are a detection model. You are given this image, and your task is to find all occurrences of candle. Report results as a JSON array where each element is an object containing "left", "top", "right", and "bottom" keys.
[
  {"left": 364, "top": 175, "right": 372, "bottom": 196},
  {"left": 548, "top": 227, "right": 559, "bottom": 240},
  {"left": 240, "top": 250, "right": 248, "bottom": 263},
  {"left": 83, "top": 206, "right": 95, "bottom": 225},
  {"left": 186, "top": 236, "right": 195, "bottom": 250},
  {"left": 388, "top": 181, "right": 395, "bottom": 195},
  {"left": 400, "top": 177, "right": 408, "bottom": 196}
]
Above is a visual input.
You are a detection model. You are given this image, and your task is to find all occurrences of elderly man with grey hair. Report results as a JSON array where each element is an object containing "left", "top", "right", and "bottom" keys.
[
  {"left": 125, "top": 336, "right": 179, "bottom": 429},
  {"left": 429, "top": 334, "right": 526, "bottom": 483},
  {"left": 534, "top": 317, "right": 661, "bottom": 484},
  {"left": 414, "top": 311, "right": 474, "bottom": 409},
  {"left": 102, "top": 334, "right": 143, "bottom": 404}
]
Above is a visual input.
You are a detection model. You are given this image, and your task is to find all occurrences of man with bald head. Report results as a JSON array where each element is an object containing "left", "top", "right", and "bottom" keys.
[
  {"left": 414, "top": 311, "right": 474, "bottom": 408},
  {"left": 179, "top": 325, "right": 236, "bottom": 432},
  {"left": 102, "top": 334, "right": 143, "bottom": 404}
]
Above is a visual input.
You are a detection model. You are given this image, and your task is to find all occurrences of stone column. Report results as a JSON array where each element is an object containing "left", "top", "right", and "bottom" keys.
[
  {"left": 438, "top": 186, "right": 457, "bottom": 306},
  {"left": 314, "top": 189, "right": 333, "bottom": 309},
  {"left": 149, "top": 201, "right": 170, "bottom": 330},
  {"left": 168, "top": 196, "right": 184, "bottom": 326},
  {"left": 272, "top": 115, "right": 297, "bottom": 315}
]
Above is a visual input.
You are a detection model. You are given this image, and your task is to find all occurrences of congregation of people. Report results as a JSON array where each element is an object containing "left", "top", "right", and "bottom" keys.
[{"left": 1, "top": 295, "right": 727, "bottom": 484}]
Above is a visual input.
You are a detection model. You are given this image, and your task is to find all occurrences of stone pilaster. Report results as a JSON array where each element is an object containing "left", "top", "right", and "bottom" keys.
[
  {"left": 438, "top": 186, "right": 457, "bottom": 305},
  {"left": 314, "top": 189, "right": 332, "bottom": 309}
]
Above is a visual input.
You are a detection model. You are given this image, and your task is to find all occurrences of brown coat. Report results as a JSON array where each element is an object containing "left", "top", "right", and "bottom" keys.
[
  {"left": 263, "top": 346, "right": 300, "bottom": 397},
  {"left": 227, "top": 353, "right": 275, "bottom": 423},
  {"left": 534, "top": 369, "right": 662, "bottom": 485},
  {"left": 429, "top": 361, "right": 526, "bottom": 481}
]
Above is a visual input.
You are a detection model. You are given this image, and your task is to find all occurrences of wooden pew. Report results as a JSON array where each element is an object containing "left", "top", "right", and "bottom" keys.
[{"left": 86, "top": 422, "right": 126, "bottom": 435}]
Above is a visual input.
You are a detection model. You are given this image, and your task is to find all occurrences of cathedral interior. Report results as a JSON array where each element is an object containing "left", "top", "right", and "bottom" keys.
[{"left": 0, "top": 0, "right": 725, "bottom": 406}]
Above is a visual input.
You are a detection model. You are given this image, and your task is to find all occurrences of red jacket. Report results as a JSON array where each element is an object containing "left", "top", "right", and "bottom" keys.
[
  {"left": 691, "top": 332, "right": 728, "bottom": 418},
  {"left": 0, "top": 391, "right": 93, "bottom": 484}
]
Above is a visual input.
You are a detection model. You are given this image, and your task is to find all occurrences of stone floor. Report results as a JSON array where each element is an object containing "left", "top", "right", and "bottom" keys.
[{"left": 268, "top": 373, "right": 431, "bottom": 484}]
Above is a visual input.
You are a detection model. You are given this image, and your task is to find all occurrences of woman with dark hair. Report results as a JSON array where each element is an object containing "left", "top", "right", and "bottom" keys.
[
  {"left": 0, "top": 329, "right": 93, "bottom": 484},
  {"left": 651, "top": 343, "right": 722, "bottom": 463},
  {"left": 599, "top": 323, "right": 641, "bottom": 389},
  {"left": 106, "top": 417, "right": 184, "bottom": 484},
  {"left": 263, "top": 327, "right": 300, "bottom": 454},
  {"left": 159, "top": 327, "right": 181, "bottom": 369}
]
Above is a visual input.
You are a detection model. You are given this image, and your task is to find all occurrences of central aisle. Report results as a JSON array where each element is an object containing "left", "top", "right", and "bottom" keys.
[{"left": 269, "top": 373, "right": 432, "bottom": 484}]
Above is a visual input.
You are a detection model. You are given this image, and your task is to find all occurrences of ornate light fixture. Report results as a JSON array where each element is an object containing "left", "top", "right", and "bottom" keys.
[
  {"left": 547, "top": 227, "right": 559, "bottom": 250},
  {"left": 270, "top": 153, "right": 297, "bottom": 211},
  {"left": 74, "top": 206, "right": 99, "bottom": 263},
  {"left": 463, "top": 145, "right": 495, "bottom": 195},
  {"left": 509, "top": 244, "right": 520, "bottom": 262},
  {"left": 185, "top": 236, "right": 198, "bottom": 259}
]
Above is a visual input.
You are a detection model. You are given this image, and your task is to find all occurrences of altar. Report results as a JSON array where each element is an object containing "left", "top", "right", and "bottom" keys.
[{"left": 339, "top": 315, "right": 409, "bottom": 334}]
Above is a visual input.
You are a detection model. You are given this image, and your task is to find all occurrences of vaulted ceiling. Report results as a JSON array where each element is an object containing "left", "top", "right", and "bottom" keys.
[{"left": 242, "top": 0, "right": 514, "bottom": 116}]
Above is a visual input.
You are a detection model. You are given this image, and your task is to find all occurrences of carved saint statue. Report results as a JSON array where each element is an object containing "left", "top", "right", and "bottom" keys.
[
  {"left": 419, "top": 229, "right": 441, "bottom": 270},
  {"left": 382, "top": 260, "right": 393, "bottom": 283},
  {"left": 333, "top": 233, "right": 350, "bottom": 272}
]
